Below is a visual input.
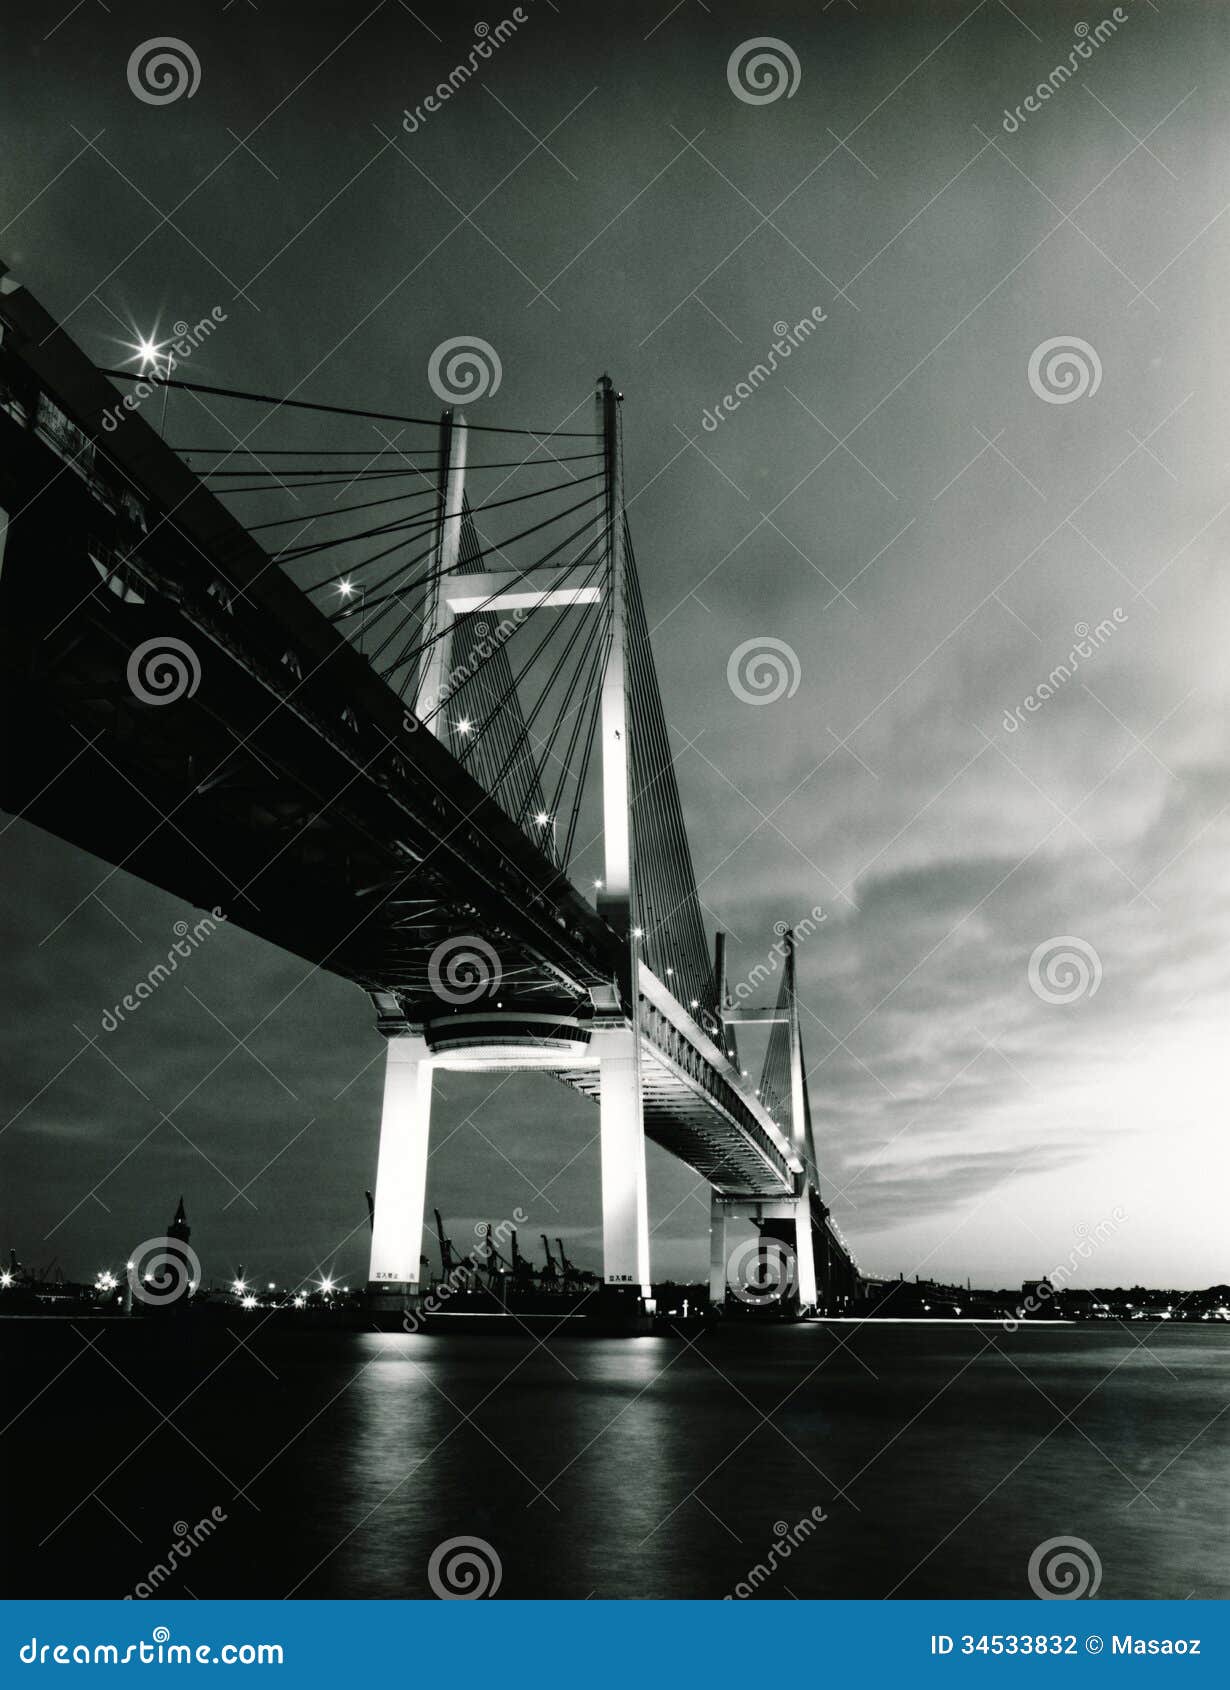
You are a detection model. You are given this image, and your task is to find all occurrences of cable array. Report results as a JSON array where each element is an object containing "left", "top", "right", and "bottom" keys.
[
  {"left": 624, "top": 522, "right": 719, "bottom": 1028},
  {"left": 120, "top": 368, "right": 733, "bottom": 1030},
  {"left": 757, "top": 960, "right": 801, "bottom": 1147}
]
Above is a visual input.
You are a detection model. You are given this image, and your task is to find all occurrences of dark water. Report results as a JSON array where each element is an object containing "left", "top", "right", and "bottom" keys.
[{"left": 2, "top": 1319, "right": 1226, "bottom": 1600}]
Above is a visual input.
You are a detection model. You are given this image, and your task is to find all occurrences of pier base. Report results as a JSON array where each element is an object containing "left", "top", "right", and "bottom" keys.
[{"left": 366, "top": 1035, "right": 433, "bottom": 1298}]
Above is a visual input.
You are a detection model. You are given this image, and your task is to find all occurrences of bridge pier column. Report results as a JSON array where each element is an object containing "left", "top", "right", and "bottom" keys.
[
  {"left": 793, "top": 1192, "right": 818, "bottom": 1313},
  {"left": 708, "top": 1190, "right": 727, "bottom": 1306},
  {"left": 367, "top": 1034, "right": 433, "bottom": 1304},
  {"left": 593, "top": 1025, "right": 650, "bottom": 1298}
]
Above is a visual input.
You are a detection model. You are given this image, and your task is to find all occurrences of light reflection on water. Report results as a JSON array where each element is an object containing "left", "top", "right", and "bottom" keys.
[
  {"left": 299, "top": 1324, "right": 1230, "bottom": 1599},
  {"left": 4, "top": 1321, "right": 1227, "bottom": 1598}
]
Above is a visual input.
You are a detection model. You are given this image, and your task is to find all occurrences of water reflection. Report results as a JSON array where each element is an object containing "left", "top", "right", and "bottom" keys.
[{"left": 5, "top": 1321, "right": 1228, "bottom": 1599}]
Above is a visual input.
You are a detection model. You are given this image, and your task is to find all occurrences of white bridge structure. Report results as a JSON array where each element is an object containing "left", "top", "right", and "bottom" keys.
[{"left": 0, "top": 267, "right": 858, "bottom": 1317}]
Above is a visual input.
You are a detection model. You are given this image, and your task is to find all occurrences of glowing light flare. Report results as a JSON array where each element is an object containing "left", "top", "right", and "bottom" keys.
[{"left": 125, "top": 331, "right": 169, "bottom": 376}]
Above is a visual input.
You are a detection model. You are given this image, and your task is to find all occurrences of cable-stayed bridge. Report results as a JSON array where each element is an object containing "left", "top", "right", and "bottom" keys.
[{"left": 0, "top": 264, "right": 856, "bottom": 1317}]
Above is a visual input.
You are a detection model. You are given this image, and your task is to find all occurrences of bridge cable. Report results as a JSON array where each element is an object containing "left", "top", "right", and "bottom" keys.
[
  {"left": 325, "top": 487, "right": 605, "bottom": 624},
  {"left": 378, "top": 509, "right": 604, "bottom": 698},
  {"left": 97, "top": 368, "right": 603, "bottom": 437}
]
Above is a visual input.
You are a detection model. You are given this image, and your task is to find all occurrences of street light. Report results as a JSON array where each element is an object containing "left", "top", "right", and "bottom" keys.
[
  {"left": 533, "top": 810, "right": 557, "bottom": 854},
  {"left": 337, "top": 578, "right": 367, "bottom": 656},
  {"left": 127, "top": 331, "right": 173, "bottom": 437}
]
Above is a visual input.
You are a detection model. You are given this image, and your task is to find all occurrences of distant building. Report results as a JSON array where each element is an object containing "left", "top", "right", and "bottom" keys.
[{"left": 152, "top": 1196, "right": 194, "bottom": 1306}]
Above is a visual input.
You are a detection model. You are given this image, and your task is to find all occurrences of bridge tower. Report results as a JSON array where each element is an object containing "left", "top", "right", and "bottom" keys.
[
  {"left": 366, "top": 377, "right": 650, "bottom": 1314},
  {"left": 708, "top": 928, "right": 850, "bottom": 1317}
]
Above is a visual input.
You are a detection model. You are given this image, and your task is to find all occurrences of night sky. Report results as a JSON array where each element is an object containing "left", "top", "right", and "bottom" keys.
[{"left": 2, "top": 0, "right": 1228, "bottom": 1293}]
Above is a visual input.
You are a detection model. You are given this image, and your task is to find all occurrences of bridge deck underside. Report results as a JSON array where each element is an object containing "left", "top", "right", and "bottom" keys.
[
  {"left": 558, "top": 1042, "right": 792, "bottom": 1198},
  {"left": 0, "top": 404, "right": 615, "bottom": 1012}
]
